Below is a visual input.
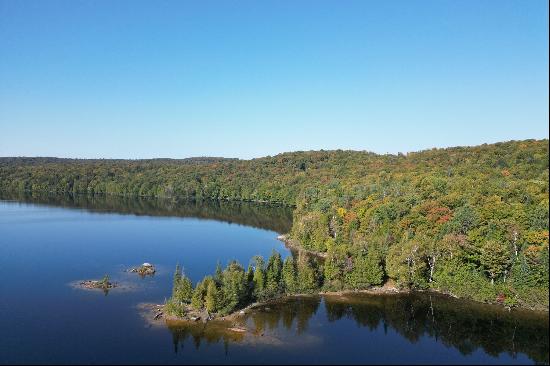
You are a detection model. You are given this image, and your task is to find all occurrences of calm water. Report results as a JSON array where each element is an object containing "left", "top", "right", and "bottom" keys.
[{"left": 0, "top": 194, "right": 548, "bottom": 364}]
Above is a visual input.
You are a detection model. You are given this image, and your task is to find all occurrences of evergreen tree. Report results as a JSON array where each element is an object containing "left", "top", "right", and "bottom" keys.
[
  {"left": 252, "top": 256, "right": 266, "bottom": 300},
  {"left": 282, "top": 256, "right": 297, "bottom": 294},
  {"left": 218, "top": 261, "right": 247, "bottom": 314},
  {"left": 246, "top": 264, "right": 255, "bottom": 301},
  {"left": 177, "top": 274, "right": 194, "bottom": 304},
  {"left": 205, "top": 281, "right": 219, "bottom": 313},
  {"left": 172, "top": 263, "right": 182, "bottom": 292},
  {"left": 345, "top": 250, "right": 383, "bottom": 289},
  {"left": 191, "top": 279, "right": 206, "bottom": 310},
  {"left": 297, "top": 254, "right": 319, "bottom": 293},
  {"left": 171, "top": 264, "right": 193, "bottom": 304},
  {"left": 214, "top": 261, "right": 223, "bottom": 285},
  {"left": 265, "top": 251, "right": 283, "bottom": 296},
  {"left": 323, "top": 247, "right": 346, "bottom": 290},
  {"left": 364, "top": 250, "right": 384, "bottom": 285}
]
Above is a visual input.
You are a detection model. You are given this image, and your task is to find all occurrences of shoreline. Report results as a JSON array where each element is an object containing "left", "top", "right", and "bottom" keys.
[
  {"left": 277, "top": 234, "right": 328, "bottom": 259},
  {"left": 144, "top": 281, "right": 547, "bottom": 332},
  {"left": 276, "top": 235, "right": 548, "bottom": 313}
]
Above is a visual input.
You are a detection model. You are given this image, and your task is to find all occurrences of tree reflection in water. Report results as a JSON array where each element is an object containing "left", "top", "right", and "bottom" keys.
[
  {"left": 166, "top": 293, "right": 548, "bottom": 364},
  {"left": 0, "top": 191, "right": 294, "bottom": 233}
]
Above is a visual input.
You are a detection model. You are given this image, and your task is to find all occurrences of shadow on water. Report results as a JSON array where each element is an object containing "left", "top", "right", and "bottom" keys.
[
  {"left": 167, "top": 293, "right": 549, "bottom": 364},
  {"left": 0, "top": 191, "right": 294, "bottom": 233}
]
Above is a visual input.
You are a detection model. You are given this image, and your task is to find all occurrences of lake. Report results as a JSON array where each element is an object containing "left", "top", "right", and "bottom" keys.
[{"left": 0, "top": 194, "right": 548, "bottom": 364}]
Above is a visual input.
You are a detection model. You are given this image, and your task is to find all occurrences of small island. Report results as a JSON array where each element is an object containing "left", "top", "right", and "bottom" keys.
[
  {"left": 78, "top": 275, "right": 116, "bottom": 292},
  {"left": 129, "top": 262, "right": 156, "bottom": 276}
]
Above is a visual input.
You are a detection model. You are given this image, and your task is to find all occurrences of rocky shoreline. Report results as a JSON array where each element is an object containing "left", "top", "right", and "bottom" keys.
[
  {"left": 140, "top": 282, "right": 407, "bottom": 331},
  {"left": 140, "top": 281, "right": 549, "bottom": 337},
  {"left": 277, "top": 234, "right": 328, "bottom": 259}
]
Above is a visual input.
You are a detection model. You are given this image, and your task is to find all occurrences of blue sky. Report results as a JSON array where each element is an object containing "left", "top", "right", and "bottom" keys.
[{"left": 0, "top": 0, "right": 548, "bottom": 159}]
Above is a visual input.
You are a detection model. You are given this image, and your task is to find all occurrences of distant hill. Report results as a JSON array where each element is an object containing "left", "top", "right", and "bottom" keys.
[{"left": 0, "top": 156, "right": 237, "bottom": 166}]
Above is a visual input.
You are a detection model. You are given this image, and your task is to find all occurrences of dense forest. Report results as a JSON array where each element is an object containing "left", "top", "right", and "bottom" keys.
[{"left": 1, "top": 139, "right": 548, "bottom": 309}]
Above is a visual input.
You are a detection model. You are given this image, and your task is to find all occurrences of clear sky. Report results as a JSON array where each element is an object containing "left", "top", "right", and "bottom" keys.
[{"left": 0, "top": 0, "right": 548, "bottom": 159}]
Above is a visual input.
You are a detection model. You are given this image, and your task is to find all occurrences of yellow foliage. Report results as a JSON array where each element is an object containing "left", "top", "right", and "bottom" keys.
[{"left": 337, "top": 207, "right": 347, "bottom": 218}]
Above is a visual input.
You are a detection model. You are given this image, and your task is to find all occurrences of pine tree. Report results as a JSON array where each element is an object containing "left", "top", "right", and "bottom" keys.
[
  {"left": 191, "top": 279, "right": 206, "bottom": 310},
  {"left": 323, "top": 245, "right": 350, "bottom": 290},
  {"left": 246, "top": 264, "right": 255, "bottom": 301},
  {"left": 252, "top": 256, "right": 266, "bottom": 300},
  {"left": 205, "top": 281, "right": 219, "bottom": 313},
  {"left": 282, "top": 256, "right": 297, "bottom": 294},
  {"left": 214, "top": 261, "right": 223, "bottom": 285},
  {"left": 364, "top": 250, "right": 384, "bottom": 285},
  {"left": 345, "top": 250, "right": 383, "bottom": 289},
  {"left": 172, "top": 263, "right": 182, "bottom": 293},
  {"left": 297, "top": 254, "right": 319, "bottom": 293},
  {"left": 177, "top": 274, "right": 194, "bottom": 304},
  {"left": 265, "top": 251, "right": 283, "bottom": 296},
  {"left": 171, "top": 264, "right": 193, "bottom": 304},
  {"left": 218, "top": 261, "right": 247, "bottom": 315}
]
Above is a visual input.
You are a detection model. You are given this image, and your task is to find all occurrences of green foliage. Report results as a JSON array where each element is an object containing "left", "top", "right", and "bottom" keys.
[
  {"left": 252, "top": 256, "right": 266, "bottom": 300},
  {"left": 164, "top": 299, "right": 186, "bottom": 318},
  {"left": 322, "top": 245, "right": 351, "bottom": 291},
  {"left": 431, "top": 257, "right": 508, "bottom": 305},
  {"left": 205, "top": 281, "right": 219, "bottom": 313},
  {"left": 171, "top": 264, "right": 193, "bottom": 304},
  {"left": 214, "top": 261, "right": 223, "bottom": 285},
  {"left": 296, "top": 255, "right": 321, "bottom": 293},
  {"left": 265, "top": 251, "right": 283, "bottom": 297},
  {"left": 173, "top": 264, "right": 182, "bottom": 287},
  {"left": 386, "top": 237, "right": 428, "bottom": 289},
  {"left": 165, "top": 265, "right": 194, "bottom": 316},
  {"left": 282, "top": 256, "right": 298, "bottom": 294},
  {"left": 98, "top": 274, "right": 110, "bottom": 288},
  {"left": 217, "top": 261, "right": 248, "bottom": 315},
  {"left": 344, "top": 249, "right": 384, "bottom": 289},
  {"left": 480, "top": 240, "right": 512, "bottom": 284},
  {"left": 191, "top": 278, "right": 208, "bottom": 310}
]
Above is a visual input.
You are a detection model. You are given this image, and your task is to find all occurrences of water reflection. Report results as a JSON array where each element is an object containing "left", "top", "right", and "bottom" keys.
[
  {"left": 166, "top": 293, "right": 549, "bottom": 364},
  {"left": 321, "top": 294, "right": 549, "bottom": 364},
  {"left": 168, "top": 320, "right": 246, "bottom": 355},
  {"left": 0, "top": 191, "right": 293, "bottom": 233}
]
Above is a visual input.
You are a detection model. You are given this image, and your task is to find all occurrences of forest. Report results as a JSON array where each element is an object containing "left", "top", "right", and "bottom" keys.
[{"left": 1, "top": 139, "right": 548, "bottom": 309}]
